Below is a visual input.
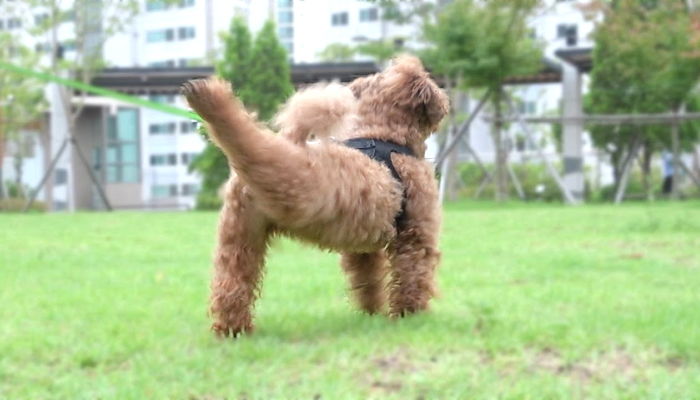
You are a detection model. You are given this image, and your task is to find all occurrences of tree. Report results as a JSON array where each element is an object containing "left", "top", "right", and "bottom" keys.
[
  {"left": 318, "top": 43, "right": 355, "bottom": 62},
  {"left": 245, "top": 21, "right": 294, "bottom": 121},
  {"left": 190, "top": 19, "right": 293, "bottom": 209},
  {"left": 423, "top": 0, "right": 543, "bottom": 201},
  {"left": 354, "top": 39, "right": 402, "bottom": 64},
  {"left": 587, "top": 0, "right": 700, "bottom": 198},
  {"left": 191, "top": 17, "right": 253, "bottom": 209},
  {"left": 0, "top": 33, "right": 47, "bottom": 200},
  {"left": 6, "top": 0, "right": 152, "bottom": 210}
]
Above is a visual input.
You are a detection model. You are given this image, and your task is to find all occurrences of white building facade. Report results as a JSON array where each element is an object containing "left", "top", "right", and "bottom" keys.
[
  {"left": 2, "top": 0, "right": 249, "bottom": 210},
  {"left": 2, "top": 0, "right": 602, "bottom": 209}
]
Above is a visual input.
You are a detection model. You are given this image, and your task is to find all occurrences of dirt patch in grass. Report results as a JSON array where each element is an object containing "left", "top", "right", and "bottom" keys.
[
  {"left": 527, "top": 347, "right": 685, "bottom": 384},
  {"left": 359, "top": 349, "right": 422, "bottom": 395},
  {"left": 673, "top": 255, "right": 699, "bottom": 268}
]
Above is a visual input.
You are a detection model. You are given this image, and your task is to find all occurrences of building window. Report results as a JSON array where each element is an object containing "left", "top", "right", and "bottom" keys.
[
  {"left": 149, "top": 60, "right": 175, "bottom": 68},
  {"left": 150, "top": 153, "right": 177, "bottom": 166},
  {"left": 278, "top": 0, "right": 292, "bottom": 7},
  {"left": 61, "top": 10, "right": 75, "bottom": 22},
  {"left": 151, "top": 184, "right": 178, "bottom": 198},
  {"left": 35, "top": 42, "right": 52, "bottom": 53},
  {"left": 180, "top": 153, "right": 197, "bottom": 165},
  {"left": 181, "top": 183, "right": 199, "bottom": 196},
  {"left": 149, "top": 94, "right": 175, "bottom": 103},
  {"left": 147, "top": 0, "right": 192, "bottom": 11},
  {"left": 517, "top": 100, "right": 537, "bottom": 115},
  {"left": 8, "top": 18, "right": 22, "bottom": 29},
  {"left": 149, "top": 122, "right": 176, "bottom": 134},
  {"left": 282, "top": 41, "right": 293, "bottom": 55},
  {"left": 278, "top": 10, "right": 293, "bottom": 24},
  {"left": 278, "top": 26, "right": 293, "bottom": 39},
  {"left": 557, "top": 24, "right": 578, "bottom": 46},
  {"left": 146, "top": 0, "right": 167, "bottom": 11},
  {"left": 34, "top": 13, "right": 48, "bottom": 26},
  {"left": 180, "top": 121, "right": 196, "bottom": 134},
  {"left": 106, "top": 108, "right": 140, "bottom": 183},
  {"left": 359, "top": 8, "right": 378, "bottom": 22},
  {"left": 61, "top": 40, "right": 76, "bottom": 52},
  {"left": 178, "top": 26, "right": 195, "bottom": 40},
  {"left": 146, "top": 29, "right": 174, "bottom": 43},
  {"left": 331, "top": 12, "right": 348, "bottom": 26}
]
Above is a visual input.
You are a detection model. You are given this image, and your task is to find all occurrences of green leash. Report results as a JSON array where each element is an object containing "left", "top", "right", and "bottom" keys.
[{"left": 0, "top": 61, "right": 203, "bottom": 122}]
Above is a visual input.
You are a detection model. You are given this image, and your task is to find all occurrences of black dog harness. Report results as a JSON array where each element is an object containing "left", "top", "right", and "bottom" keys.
[{"left": 343, "top": 138, "right": 415, "bottom": 227}]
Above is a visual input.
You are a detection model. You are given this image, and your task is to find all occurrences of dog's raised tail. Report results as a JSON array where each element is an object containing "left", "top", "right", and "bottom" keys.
[
  {"left": 274, "top": 82, "right": 358, "bottom": 145},
  {"left": 182, "top": 77, "right": 266, "bottom": 162}
]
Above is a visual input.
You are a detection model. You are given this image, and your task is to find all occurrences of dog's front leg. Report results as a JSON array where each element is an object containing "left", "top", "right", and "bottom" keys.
[
  {"left": 387, "top": 231, "right": 440, "bottom": 317},
  {"left": 210, "top": 180, "right": 270, "bottom": 338},
  {"left": 386, "top": 156, "right": 442, "bottom": 317}
]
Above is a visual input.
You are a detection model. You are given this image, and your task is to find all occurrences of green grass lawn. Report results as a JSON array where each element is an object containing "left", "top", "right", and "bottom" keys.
[{"left": 1, "top": 202, "right": 700, "bottom": 399}]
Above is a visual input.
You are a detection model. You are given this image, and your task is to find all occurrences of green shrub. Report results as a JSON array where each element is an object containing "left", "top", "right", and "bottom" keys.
[
  {"left": 458, "top": 162, "right": 566, "bottom": 202},
  {"left": 595, "top": 166, "right": 663, "bottom": 201},
  {"left": 0, "top": 198, "right": 46, "bottom": 212},
  {"left": 195, "top": 191, "right": 222, "bottom": 211}
]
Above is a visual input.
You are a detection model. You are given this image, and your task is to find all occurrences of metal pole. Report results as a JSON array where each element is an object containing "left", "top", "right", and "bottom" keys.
[
  {"left": 474, "top": 174, "right": 491, "bottom": 199},
  {"left": 504, "top": 94, "right": 578, "bottom": 204},
  {"left": 507, "top": 163, "right": 525, "bottom": 200},
  {"left": 434, "top": 90, "right": 491, "bottom": 171},
  {"left": 23, "top": 137, "right": 69, "bottom": 212},
  {"left": 671, "top": 108, "right": 682, "bottom": 200},
  {"left": 614, "top": 138, "right": 642, "bottom": 204},
  {"left": 561, "top": 62, "right": 585, "bottom": 202},
  {"left": 680, "top": 161, "right": 700, "bottom": 191},
  {"left": 70, "top": 137, "right": 113, "bottom": 211},
  {"left": 438, "top": 128, "right": 453, "bottom": 204}
]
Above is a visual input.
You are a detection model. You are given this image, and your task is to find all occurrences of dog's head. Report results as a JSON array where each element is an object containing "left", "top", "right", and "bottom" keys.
[{"left": 349, "top": 55, "right": 449, "bottom": 137}]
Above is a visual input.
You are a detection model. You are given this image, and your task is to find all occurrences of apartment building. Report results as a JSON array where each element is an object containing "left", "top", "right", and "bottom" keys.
[
  {"left": 2, "top": 0, "right": 249, "bottom": 210},
  {"left": 2, "top": 0, "right": 598, "bottom": 209},
  {"left": 249, "top": 0, "right": 595, "bottom": 162},
  {"left": 105, "top": 0, "right": 247, "bottom": 209}
]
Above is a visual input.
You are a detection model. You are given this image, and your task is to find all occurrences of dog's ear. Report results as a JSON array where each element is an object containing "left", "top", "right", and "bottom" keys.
[{"left": 384, "top": 55, "right": 450, "bottom": 131}]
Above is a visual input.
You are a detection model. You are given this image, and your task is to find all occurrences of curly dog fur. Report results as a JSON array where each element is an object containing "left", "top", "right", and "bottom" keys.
[{"left": 182, "top": 55, "right": 449, "bottom": 337}]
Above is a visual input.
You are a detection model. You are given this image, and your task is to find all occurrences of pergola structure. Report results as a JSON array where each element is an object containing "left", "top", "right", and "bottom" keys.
[
  {"left": 87, "top": 50, "right": 699, "bottom": 204},
  {"left": 89, "top": 57, "right": 589, "bottom": 204},
  {"left": 91, "top": 62, "right": 380, "bottom": 94}
]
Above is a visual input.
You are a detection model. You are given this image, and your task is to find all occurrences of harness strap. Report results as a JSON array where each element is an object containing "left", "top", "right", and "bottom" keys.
[{"left": 343, "top": 138, "right": 416, "bottom": 228}]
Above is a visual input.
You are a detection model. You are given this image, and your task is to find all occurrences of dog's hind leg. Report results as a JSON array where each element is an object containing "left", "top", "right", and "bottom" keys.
[
  {"left": 341, "top": 251, "right": 388, "bottom": 314},
  {"left": 210, "top": 179, "right": 270, "bottom": 337}
]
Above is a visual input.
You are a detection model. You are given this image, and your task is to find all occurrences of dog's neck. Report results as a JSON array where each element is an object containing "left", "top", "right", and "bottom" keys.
[{"left": 351, "top": 124, "right": 427, "bottom": 158}]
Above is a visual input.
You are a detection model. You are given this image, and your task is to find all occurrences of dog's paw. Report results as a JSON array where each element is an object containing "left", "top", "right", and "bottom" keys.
[
  {"left": 212, "top": 321, "right": 254, "bottom": 339},
  {"left": 389, "top": 305, "right": 427, "bottom": 319},
  {"left": 181, "top": 77, "right": 235, "bottom": 119}
]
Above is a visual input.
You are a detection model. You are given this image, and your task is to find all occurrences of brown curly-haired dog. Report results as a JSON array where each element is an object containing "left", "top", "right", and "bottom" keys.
[{"left": 182, "top": 55, "right": 449, "bottom": 337}]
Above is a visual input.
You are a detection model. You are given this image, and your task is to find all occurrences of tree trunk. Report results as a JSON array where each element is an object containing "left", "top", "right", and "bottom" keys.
[
  {"left": 492, "top": 88, "right": 508, "bottom": 201},
  {"left": 671, "top": 114, "right": 681, "bottom": 200},
  {"left": 446, "top": 85, "right": 466, "bottom": 201},
  {"left": 14, "top": 145, "right": 24, "bottom": 198},
  {"left": 693, "top": 144, "right": 700, "bottom": 180},
  {"left": 611, "top": 149, "right": 623, "bottom": 188},
  {"left": 438, "top": 75, "right": 455, "bottom": 204},
  {"left": 641, "top": 139, "right": 653, "bottom": 201},
  {"left": 0, "top": 137, "right": 5, "bottom": 199}
]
